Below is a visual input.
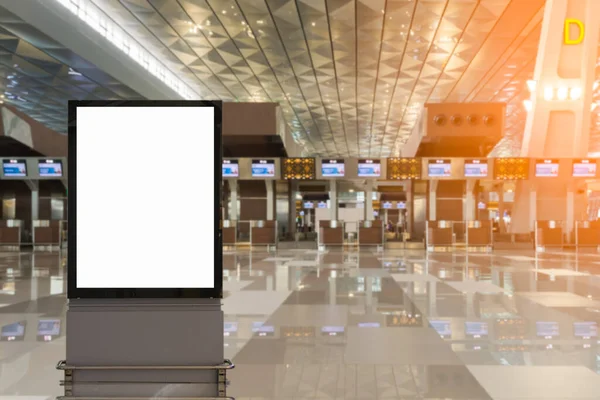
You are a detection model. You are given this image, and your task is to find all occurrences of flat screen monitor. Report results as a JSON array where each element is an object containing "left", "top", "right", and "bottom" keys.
[
  {"left": 430, "top": 320, "right": 451, "bottom": 337},
  {"left": 69, "top": 101, "right": 222, "bottom": 299},
  {"left": 573, "top": 159, "right": 597, "bottom": 177},
  {"left": 321, "top": 326, "right": 345, "bottom": 336},
  {"left": 397, "top": 201, "right": 406, "bottom": 209},
  {"left": 357, "top": 159, "right": 381, "bottom": 177},
  {"left": 464, "top": 159, "right": 488, "bottom": 177},
  {"left": 38, "top": 159, "right": 63, "bottom": 177},
  {"left": 536, "top": 321, "right": 559, "bottom": 338},
  {"left": 2, "top": 159, "right": 27, "bottom": 177},
  {"left": 358, "top": 322, "right": 380, "bottom": 328},
  {"left": 465, "top": 321, "right": 488, "bottom": 338},
  {"left": 251, "top": 159, "right": 275, "bottom": 177},
  {"left": 574, "top": 322, "right": 598, "bottom": 338},
  {"left": 252, "top": 322, "right": 275, "bottom": 337},
  {"left": 317, "top": 201, "right": 328, "bottom": 209},
  {"left": 1, "top": 321, "right": 25, "bottom": 341},
  {"left": 304, "top": 201, "right": 314, "bottom": 209},
  {"left": 222, "top": 159, "right": 239, "bottom": 178},
  {"left": 321, "top": 159, "right": 345, "bottom": 177},
  {"left": 382, "top": 201, "right": 392, "bottom": 209},
  {"left": 37, "top": 319, "right": 61, "bottom": 341},
  {"left": 428, "top": 159, "right": 452, "bottom": 178},
  {"left": 224, "top": 322, "right": 238, "bottom": 336},
  {"left": 535, "top": 159, "right": 559, "bottom": 177}
]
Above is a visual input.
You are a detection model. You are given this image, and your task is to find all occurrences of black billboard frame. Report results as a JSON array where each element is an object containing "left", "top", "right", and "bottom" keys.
[{"left": 67, "top": 100, "right": 223, "bottom": 299}]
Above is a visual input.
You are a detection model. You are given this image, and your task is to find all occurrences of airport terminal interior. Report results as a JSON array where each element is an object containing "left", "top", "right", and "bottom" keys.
[{"left": 3, "top": 0, "right": 600, "bottom": 399}]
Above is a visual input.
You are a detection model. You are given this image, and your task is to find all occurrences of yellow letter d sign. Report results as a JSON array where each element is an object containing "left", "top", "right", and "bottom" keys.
[{"left": 564, "top": 19, "right": 585, "bottom": 44}]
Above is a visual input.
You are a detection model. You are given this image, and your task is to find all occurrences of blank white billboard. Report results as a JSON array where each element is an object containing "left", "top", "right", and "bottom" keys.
[{"left": 71, "top": 103, "right": 220, "bottom": 296}]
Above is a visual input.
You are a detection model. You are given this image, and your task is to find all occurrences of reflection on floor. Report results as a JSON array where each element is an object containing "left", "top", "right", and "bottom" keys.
[{"left": 2, "top": 249, "right": 600, "bottom": 399}]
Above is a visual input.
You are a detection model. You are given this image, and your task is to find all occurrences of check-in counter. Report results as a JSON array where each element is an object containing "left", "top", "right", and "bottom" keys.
[
  {"left": 466, "top": 220, "right": 493, "bottom": 248},
  {"left": 223, "top": 220, "right": 236, "bottom": 245},
  {"left": 535, "top": 220, "right": 563, "bottom": 251},
  {"left": 251, "top": 220, "right": 277, "bottom": 246},
  {"left": 575, "top": 221, "right": 600, "bottom": 248},
  {"left": 426, "top": 220, "right": 454, "bottom": 249},
  {"left": 319, "top": 220, "right": 344, "bottom": 246},
  {"left": 33, "top": 220, "right": 61, "bottom": 246},
  {"left": 359, "top": 220, "right": 383, "bottom": 245},
  {"left": 0, "top": 226, "right": 20, "bottom": 245}
]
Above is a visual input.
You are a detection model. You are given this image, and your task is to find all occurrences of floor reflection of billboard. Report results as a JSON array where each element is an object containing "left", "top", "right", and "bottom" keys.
[
  {"left": 536, "top": 321, "right": 559, "bottom": 338},
  {"left": 1, "top": 321, "right": 26, "bottom": 341},
  {"left": 37, "top": 319, "right": 61, "bottom": 341},
  {"left": 465, "top": 321, "right": 488, "bottom": 338}
]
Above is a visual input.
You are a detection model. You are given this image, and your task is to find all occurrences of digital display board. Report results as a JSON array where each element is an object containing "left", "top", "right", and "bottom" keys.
[
  {"left": 465, "top": 322, "right": 488, "bottom": 338},
  {"left": 2, "top": 159, "right": 27, "bottom": 177},
  {"left": 69, "top": 101, "right": 222, "bottom": 299},
  {"left": 304, "top": 201, "right": 314, "bottom": 209},
  {"left": 382, "top": 201, "right": 393, "bottom": 209},
  {"left": 573, "top": 159, "right": 597, "bottom": 177},
  {"left": 222, "top": 159, "right": 239, "bottom": 178},
  {"left": 321, "top": 326, "right": 345, "bottom": 336},
  {"left": 37, "top": 319, "right": 61, "bottom": 341},
  {"left": 321, "top": 159, "right": 345, "bottom": 177},
  {"left": 428, "top": 159, "right": 452, "bottom": 178},
  {"left": 574, "top": 322, "right": 598, "bottom": 338},
  {"left": 430, "top": 320, "right": 451, "bottom": 338},
  {"left": 535, "top": 159, "right": 559, "bottom": 177},
  {"left": 251, "top": 159, "right": 275, "bottom": 177},
  {"left": 397, "top": 201, "right": 406, "bottom": 209},
  {"left": 1, "top": 321, "right": 25, "bottom": 341},
  {"left": 357, "top": 322, "right": 380, "bottom": 328},
  {"left": 536, "top": 321, "right": 559, "bottom": 338},
  {"left": 38, "top": 159, "right": 63, "bottom": 177},
  {"left": 464, "top": 159, "right": 488, "bottom": 177},
  {"left": 224, "top": 322, "right": 238, "bottom": 336},
  {"left": 357, "top": 159, "right": 381, "bottom": 177},
  {"left": 252, "top": 322, "right": 275, "bottom": 337},
  {"left": 317, "top": 201, "right": 328, "bottom": 209}
]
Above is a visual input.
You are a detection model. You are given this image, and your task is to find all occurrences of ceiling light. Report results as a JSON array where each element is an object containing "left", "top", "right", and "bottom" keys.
[
  {"left": 569, "top": 86, "right": 582, "bottom": 100},
  {"left": 594, "top": 81, "right": 599, "bottom": 91},
  {"left": 543, "top": 86, "right": 554, "bottom": 101},
  {"left": 523, "top": 99, "right": 532, "bottom": 112},
  {"left": 526, "top": 80, "right": 536, "bottom": 93},
  {"left": 592, "top": 102, "right": 598, "bottom": 111},
  {"left": 557, "top": 87, "right": 568, "bottom": 100},
  {"left": 311, "top": 22, "right": 316, "bottom": 26}
]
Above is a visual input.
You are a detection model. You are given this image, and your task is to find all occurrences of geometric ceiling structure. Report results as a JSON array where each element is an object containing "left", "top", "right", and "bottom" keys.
[
  {"left": 4, "top": 0, "right": 600, "bottom": 158},
  {"left": 0, "top": 4, "right": 145, "bottom": 134},
  {"left": 91, "top": 0, "right": 549, "bottom": 158}
]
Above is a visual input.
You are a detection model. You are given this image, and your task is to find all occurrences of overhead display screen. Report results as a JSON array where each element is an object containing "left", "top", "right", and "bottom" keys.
[
  {"left": 1, "top": 321, "right": 25, "bottom": 341},
  {"left": 382, "top": 201, "right": 393, "bottom": 209},
  {"left": 38, "top": 159, "right": 63, "bottom": 177},
  {"left": 251, "top": 159, "right": 275, "bottom": 177},
  {"left": 573, "top": 159, "right": 597, "bottom": 177},
  {"left": 536, "top": 321, "right": 559, "bottom": 338},
  {"left": 357, "top": 159, "right": 381, "bottom": 177},
  {"left": 321, "top": 326, "right": 345, "bottom": 336},
  {"left": 321, "top": 159, "right": 345, "bottom": 177},
  {"left": 397, "top": 201, "right": 406, "bottom": 209},
  {"left": 465, "top": 322, "right": 488, "bottom": 338},
  {"left": 464, "top": 159, "right": 488, "bottom": 177},
  {"left": 317, "top": 201, "right": 328, "bottom": 209},
  {"left": 430, "top": 320, "right": 451, "bottom": 338},
  {"left": 222, "top": 159, "right": 239, "bottom": 178},
  {"left": 428, "top": 159, "right": 451, "bottom": 178},
  {"left": 304, "top": 201, "right": 314, "bottom": 209},
  {"left": 70, "top": 101, "right": 222, "bottom": 299},
  {"left": 2, "top": 159, "right": 27, "bottom": 177},
  {"left": 535, "top": 159, "right": 559, "bottom": 177},
  {"left": 574, "top": 322, "right": 598, "bottom": 338}
]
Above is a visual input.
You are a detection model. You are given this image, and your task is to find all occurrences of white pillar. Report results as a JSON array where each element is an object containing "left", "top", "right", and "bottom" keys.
[
  {"left": 406, "top": 181, "right": 412, "bottom": 233},
  {"left": 365, "top": 187, "right": 373, "bottom": 221},
  {"left": 229, "top": 180, "right": 238, "bottom": 221},
  {"left": 266, "top": 180, "right": 274, "bottom": 220},
  {"left": 530, "top": 188, "right": 537, "bottom": 232},
  {"left": 465, "top": 180, "right": 476, "bottom": 221},
  {"left": 520, "top": 0, "right": 600, "bottom": 158},
  {"left": 429, "top": 181, "right": 438, "bottom": 221},
  {"left": 31, "top": 189, "right": 39, "bottom": 221},
  {"left": 566, "top": 184, "right": 574, "bottom": 243},
  {"left": 329, "top": 180, "right": 338, "bottom": 220}
]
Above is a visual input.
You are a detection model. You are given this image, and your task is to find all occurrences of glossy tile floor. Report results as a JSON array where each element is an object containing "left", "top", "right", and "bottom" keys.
[{"left": 3, "top": 249, "right": 600, "bottom": 399}]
